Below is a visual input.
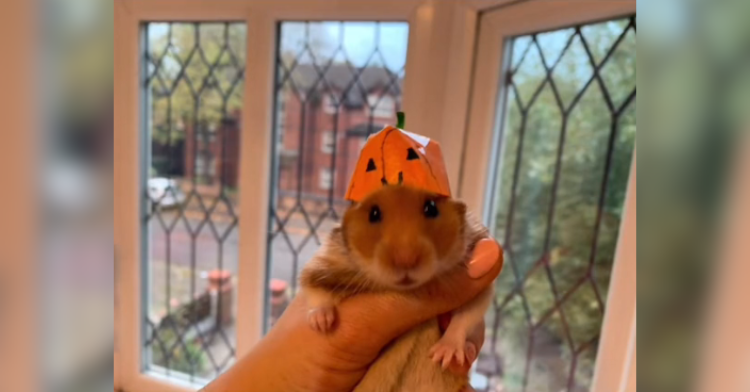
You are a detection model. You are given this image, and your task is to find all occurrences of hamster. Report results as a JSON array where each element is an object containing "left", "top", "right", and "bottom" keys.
[{"left": 299, "top": 185, "right": 496, "bottom": 392}]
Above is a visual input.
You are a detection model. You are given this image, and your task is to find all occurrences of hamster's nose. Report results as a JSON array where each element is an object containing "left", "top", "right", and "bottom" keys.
[{"left": 390, "top": 247, "right": 420, "bottom": 270}]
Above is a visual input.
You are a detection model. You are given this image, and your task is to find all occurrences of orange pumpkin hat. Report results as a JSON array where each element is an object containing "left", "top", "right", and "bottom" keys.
[{"left": 345, "top": 113, "right": 451, "bottom": 202}]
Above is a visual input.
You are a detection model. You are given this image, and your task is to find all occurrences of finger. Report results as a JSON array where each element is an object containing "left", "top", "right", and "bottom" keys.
[
  {"left": 445, "top": 341, "right": 479, "bottom": 375},
  {"left": 444, "top": 320, "right": 484, "bottom": 375},
  {"left": 466, "top": 320, "right": 485, "bottom": 358},
  {"left": 465, "top": 342, "right": 477, "bottom": 365},
  {"left": 467, "top": 239, "right": 503, "bottom": 279},
  {"left": 445, "top": 343, "right": 472, "bottom": 375},
  {"left": 446, "top": 356, "right": 471, "bottom": 375},
  {"left": 455, "top": 349, "right": 465, "bottom": 367}
]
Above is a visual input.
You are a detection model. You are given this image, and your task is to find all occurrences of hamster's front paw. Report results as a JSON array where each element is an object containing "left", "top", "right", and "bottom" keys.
[
  {"left": 429, "top": 333, "right": 475, "bottom": 369},
  {"left": 307, "top": 305, "right": 336, "bottom": 333}
]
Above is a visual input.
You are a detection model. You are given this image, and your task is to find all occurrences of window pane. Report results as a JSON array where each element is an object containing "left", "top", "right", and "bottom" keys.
[
  {"left": 266, "top": 21, "right": 409, "bottom": 330},
  {"left": 477, "top": 17, "right": 636, "bottom": 392},
  {"left": 142, "top": 22, "right": 246, "bottom": 385}
]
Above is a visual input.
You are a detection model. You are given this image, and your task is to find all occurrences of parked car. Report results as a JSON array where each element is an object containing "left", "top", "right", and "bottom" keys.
[{"left": 148, "top": 177, "right": 186, "bottom": 209}]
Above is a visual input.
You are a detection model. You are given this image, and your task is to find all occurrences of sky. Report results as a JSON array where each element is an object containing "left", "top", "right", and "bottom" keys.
[
  {"left": 148, "top": 21, "right": 410, "bottom": 72},
  {"left": 280, "top": 21, "right": 409, "bottom": 71}
]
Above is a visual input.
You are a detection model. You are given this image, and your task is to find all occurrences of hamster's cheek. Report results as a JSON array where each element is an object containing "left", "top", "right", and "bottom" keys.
[
  {"left": 429, "top": 224, "right": 460, "bottom": 258},
  {"left": 349, "top": 248, "right": 377, "bottom": 271},
  {"left": 349, "top": 227, "right": 381, "bottom": 259}
]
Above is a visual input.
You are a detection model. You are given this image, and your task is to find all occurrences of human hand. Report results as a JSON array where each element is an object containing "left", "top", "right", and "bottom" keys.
[{"left": 203, "top": 239, "right": 502, "bottom": 392}]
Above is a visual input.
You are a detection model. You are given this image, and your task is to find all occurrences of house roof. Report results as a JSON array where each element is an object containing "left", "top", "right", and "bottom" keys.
[
  {"left": 346, "top": 123, "right": 386, "bottom": 137},
  {"left": 283, "top": 64, "right": 403, "bottom": 108}
]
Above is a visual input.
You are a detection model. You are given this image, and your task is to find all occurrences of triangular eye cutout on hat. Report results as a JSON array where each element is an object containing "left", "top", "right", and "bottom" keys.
[
  {"left": 366, "top": 158, "right": 377, "bottom": 172},
  {"left": 406, "top": 148, "right": 419, "bottom": 160}
]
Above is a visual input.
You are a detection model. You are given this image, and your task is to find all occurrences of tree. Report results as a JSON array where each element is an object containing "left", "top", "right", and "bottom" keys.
[
  {"left": 491, "top": 19, "right": 635, "bottom": 390},
  {"left": 147, "top": 23, "right": 247, "bottom": 144}
]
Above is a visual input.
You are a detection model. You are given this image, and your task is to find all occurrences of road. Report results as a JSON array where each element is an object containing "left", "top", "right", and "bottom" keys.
[{"left": 148, "top": 209, "right": 339, "bottom": 289}]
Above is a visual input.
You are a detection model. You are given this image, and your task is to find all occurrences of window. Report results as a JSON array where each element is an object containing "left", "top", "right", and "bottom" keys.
[
  {"left": 318, "top": 168, "right": 333, "bottom": 190},
  {"left": 195, "top": 154, "right": 218, "bottom": 181},
  {"left": 476, "top": 16, "right": 636, "bottom": 391},
  {"left": 323, "top": 95, "right": 337, "bottom": 114},
  {"left": 195, "top": 154, "right": 207, "bottom": 173},
  {"left": 321, "top": 131, "right": 335, "bottom": 154},
  {"left": 368, "top": 94, "right": 395, "bottom": 118},
  {"left": 267, "top": 21, "right": 409, "bottom": 331},
  {"left": 142, "top": 22, "right": 245, "bottom": 384},
  {"left": 276, "top": 91, "right": 286, "bottom": 142},
  {"left": 116, "top": 4, "right": 643, "bottom": 392}
]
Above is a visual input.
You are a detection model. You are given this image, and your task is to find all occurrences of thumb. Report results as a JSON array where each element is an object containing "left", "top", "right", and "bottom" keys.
[{"left": 340, "top": 239, "right": 503, "bottom": 340}]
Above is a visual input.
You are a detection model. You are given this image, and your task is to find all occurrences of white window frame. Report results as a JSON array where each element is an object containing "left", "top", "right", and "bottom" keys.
[
  {"left": 115, "top": 1, "right": 477, "bottom": 391},
  {"left": 460, "top": 2, "right": 636, "bottom": 392},
  {"left": 321, "top": 130, "right": 334, "bottom": 154}
]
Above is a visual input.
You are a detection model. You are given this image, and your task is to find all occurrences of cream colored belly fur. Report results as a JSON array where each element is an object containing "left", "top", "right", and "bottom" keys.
[{"left": 353, "top": 319, "right": 467, "bottom": 392}]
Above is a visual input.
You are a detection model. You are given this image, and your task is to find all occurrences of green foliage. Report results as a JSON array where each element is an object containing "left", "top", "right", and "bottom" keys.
[
  {"left": 150, "top": 326, "right": 207, "bottom": 375},
  {"left": 492, "top": 19, "right": 635, "bottom": 389},
  {"left": 148, "top": 23, "right": 246, "bottom": 144}
]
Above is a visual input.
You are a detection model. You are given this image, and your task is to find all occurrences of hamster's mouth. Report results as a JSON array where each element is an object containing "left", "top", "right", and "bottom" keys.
[{"left": 396, "top": 276, "right": 415, "bottom": 286}]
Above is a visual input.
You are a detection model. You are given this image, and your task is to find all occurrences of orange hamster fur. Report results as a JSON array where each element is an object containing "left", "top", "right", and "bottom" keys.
[{"left": 299, "top": 185, "right": 495, "bottom": 392}]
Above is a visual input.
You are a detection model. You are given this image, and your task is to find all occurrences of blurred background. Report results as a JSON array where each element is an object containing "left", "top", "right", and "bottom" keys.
[
  {"left": 41, "top": 0, "right": 113, "bottom": 391},
  {"left": 0, "top": 0, "right": 747, "bottom": 391},
  {"left": 638, "top": 0, "right": 750, "bottom": 391}
]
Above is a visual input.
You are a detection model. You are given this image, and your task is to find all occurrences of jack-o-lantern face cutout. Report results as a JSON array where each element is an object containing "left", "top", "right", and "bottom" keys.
[{"left": 345, "top": 125, "right": 451, "bottom": 202}]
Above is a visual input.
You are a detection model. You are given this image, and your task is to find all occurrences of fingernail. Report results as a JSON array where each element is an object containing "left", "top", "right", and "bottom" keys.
[{"left": 467, "top": 239, "right": 500, "bottom": 279}]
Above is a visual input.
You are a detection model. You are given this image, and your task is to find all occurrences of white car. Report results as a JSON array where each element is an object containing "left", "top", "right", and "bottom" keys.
[{"left": 147, "top": 177, "right": 186, "bottom": 208}]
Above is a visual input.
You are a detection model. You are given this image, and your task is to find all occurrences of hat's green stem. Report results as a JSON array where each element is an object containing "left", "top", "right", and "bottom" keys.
[{"left": 396, "top": 112, "right": 405, "bottom": 129}]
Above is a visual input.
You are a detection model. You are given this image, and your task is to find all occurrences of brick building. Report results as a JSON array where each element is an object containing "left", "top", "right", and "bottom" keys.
[
  {"left": 182, "top": 111, "right": 242, "bottom": 190},
  {"left": 177, "top": 64, "right": 402, "bottom": 201},
  {"left": 276, "top": 64, "right": 402, "bottom": 201}
]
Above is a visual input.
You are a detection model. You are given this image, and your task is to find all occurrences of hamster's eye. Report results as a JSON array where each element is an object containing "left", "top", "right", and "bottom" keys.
[
  {"left": 424, "top": 200, "right": 439, "bottom": 218},
  {"left": 369, "top": 205, "right": 382, "bottom": 223}
]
